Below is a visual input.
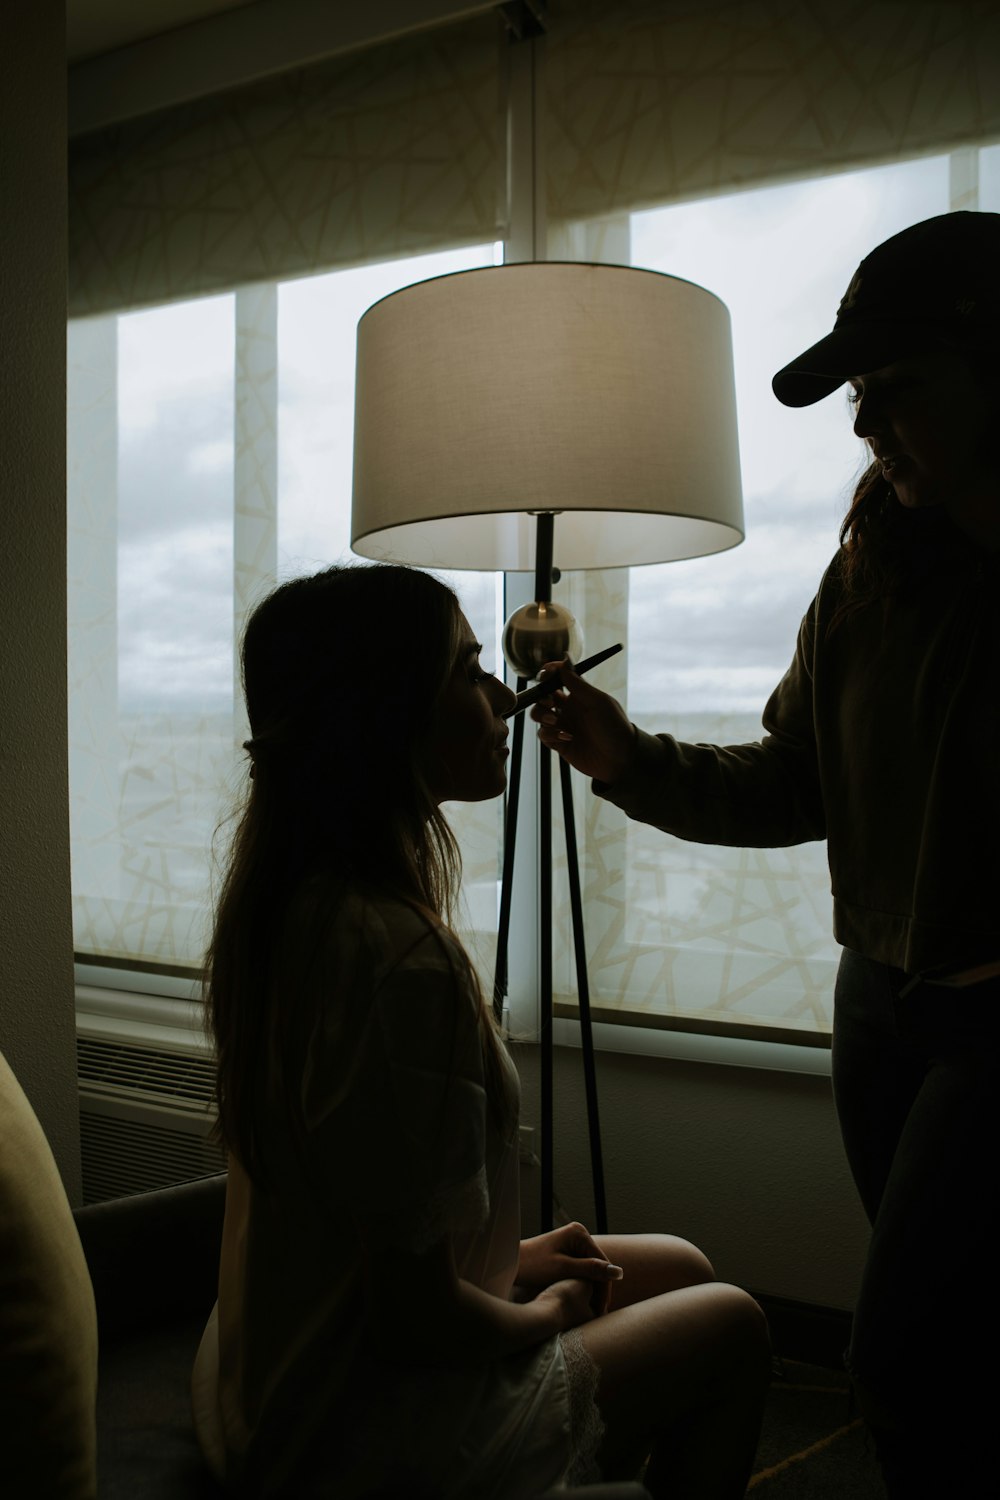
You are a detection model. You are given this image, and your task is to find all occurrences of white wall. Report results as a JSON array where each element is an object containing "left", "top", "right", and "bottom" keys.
[
  {"left": 516, "top": 1043, "right": 868, "bottom": 1310},
  {"left": 0, "top": 0, "right": 82, "bottom": 1201}
]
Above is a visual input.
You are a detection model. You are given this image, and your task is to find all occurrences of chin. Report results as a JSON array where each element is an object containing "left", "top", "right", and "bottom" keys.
[
  {"left": 892, "top": 487, "right": 942, "bottom": 511},
  {"left": 447, "top": 780, "right": 506, "bottom": 805}
]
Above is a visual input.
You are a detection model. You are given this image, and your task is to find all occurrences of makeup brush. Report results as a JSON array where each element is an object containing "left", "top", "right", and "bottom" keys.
[{"left": 502, "top": 643, "right": 623, "bottom": 718}]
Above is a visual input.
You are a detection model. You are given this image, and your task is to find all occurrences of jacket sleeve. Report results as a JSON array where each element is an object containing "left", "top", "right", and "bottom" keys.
[{"left": 597, "top": 597, "right": 827, "bottom": 848}]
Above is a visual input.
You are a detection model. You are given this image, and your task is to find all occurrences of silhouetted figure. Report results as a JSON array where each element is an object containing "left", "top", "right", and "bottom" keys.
[
  {"left": 534, "top": 211, "right": 1000, "bottom": 1497},
  {"left": 191, "top": 563, "right": 770, "bottom": 1497}
]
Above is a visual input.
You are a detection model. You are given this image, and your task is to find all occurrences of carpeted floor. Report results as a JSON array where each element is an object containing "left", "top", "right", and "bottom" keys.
[{"left": 748, "top": 1359, "right": 884, "bottom": 1497}]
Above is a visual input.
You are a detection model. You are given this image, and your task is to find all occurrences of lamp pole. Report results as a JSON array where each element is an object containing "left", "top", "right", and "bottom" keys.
[{"left": 495, "top": 510, "right": 608, "bottom": 1234}]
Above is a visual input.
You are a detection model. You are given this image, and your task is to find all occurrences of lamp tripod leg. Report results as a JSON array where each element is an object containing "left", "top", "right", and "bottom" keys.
[
  {"left": 539, "top": 743, "right": 554, "bottom": 1231},
  {"left": 493, "top": 679, "right": 528, "bottom": 1024},
  {"left": 493, "top": 680, "right": 556, "bottom": 1232},
  {"left": 559, "top": 755, "right": 608, "bottom": 1233},
  {"left": 492, "top": 694, "right": 607, "bottom": 1236}
]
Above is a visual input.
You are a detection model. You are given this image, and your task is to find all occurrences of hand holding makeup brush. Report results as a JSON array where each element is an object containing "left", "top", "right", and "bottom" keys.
[{"left": 531, "top": 657, "right": 637, "bottom": 786}]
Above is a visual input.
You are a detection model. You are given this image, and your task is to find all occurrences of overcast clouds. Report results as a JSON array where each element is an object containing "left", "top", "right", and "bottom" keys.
[{"left": 108, "top": 151, "right": 963, "bottom": 714}]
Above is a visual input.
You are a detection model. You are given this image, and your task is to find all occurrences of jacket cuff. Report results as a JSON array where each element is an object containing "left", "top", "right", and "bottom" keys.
[{"left": 592, "top": 725, "right": 669, "bottom": 803}]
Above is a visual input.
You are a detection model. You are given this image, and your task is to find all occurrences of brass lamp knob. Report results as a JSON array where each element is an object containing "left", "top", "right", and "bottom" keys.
[{"left": 502, "top": 600, "right": 583, "bottom": 680}]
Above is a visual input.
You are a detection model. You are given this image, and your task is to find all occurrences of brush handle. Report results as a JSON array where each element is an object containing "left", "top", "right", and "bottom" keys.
[{"left": 502, "top": 643, "right": 623, "bottom": 718}]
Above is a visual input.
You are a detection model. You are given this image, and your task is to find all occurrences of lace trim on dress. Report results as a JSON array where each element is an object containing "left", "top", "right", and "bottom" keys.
[
  {"left": 409, "top": 1165, "right": 489, "bottom": 1254},
  {"left": 559, "top": 1327, "right": 606, "bottom": 1486}
]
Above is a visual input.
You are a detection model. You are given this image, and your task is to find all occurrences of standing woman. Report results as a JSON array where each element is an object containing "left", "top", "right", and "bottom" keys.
[
  {"left": 191, "top": 563, "right": 769, "bottom": 1499},
  {"left": 533, "top": 211, "right": 1000, "bottom": 1496}
]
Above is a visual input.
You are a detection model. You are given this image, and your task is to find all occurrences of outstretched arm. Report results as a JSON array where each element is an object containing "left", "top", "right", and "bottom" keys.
[{"left": 532, "top": 601, "right": 826, "bottom": 849}]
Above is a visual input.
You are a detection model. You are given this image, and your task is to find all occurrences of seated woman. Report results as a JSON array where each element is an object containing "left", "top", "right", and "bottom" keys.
[{"left": 192, "top": 563, "right": 770, "bottom": 1498}]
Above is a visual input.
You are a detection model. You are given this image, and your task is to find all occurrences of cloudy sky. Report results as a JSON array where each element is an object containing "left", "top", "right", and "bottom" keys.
[{"left": 107, "top": 145, "right": 999, "bottom": 716}]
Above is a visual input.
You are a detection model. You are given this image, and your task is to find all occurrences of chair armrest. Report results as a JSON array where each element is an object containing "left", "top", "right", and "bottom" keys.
[{"left": 74, "top": 1173, "right": 226, "bottom": 1343}]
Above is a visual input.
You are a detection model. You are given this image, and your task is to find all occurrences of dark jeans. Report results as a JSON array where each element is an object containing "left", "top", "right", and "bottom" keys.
[{"left": 832, "top": 949, "right": 999, "bottom": 1495}]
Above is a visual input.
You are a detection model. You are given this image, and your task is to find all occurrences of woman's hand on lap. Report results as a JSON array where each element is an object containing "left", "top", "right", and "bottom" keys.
[
  {"left": 533, "top": 1277, "right": 602, "bottom": 1330},
  {"left": 516, "top": 1222, "right": 623, "bottom": 1316}
]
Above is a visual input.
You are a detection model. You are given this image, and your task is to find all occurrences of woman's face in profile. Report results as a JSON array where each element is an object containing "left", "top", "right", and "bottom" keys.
[
  {"left": 848, "top": 351, "right": 996, "bottom": 512},
  {"left": 424, "top": 613, "right": 516, "bottom": 804}
]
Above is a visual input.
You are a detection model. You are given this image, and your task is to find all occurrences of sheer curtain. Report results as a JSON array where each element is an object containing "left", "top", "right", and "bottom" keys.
[
  {"left": 67, "top": 8, "right": 505, "bottom": 982},
  {"left": 68, "top": 248, "right": 502, "bottom": 980}
]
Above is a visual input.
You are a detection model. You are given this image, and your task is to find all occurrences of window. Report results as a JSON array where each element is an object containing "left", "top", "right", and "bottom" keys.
[
  {"left": 68, "top": 242, "right": 501, "bottom": 990},
  {"left": 69, "top": 143, "right": 999, "bottom": 1041}
]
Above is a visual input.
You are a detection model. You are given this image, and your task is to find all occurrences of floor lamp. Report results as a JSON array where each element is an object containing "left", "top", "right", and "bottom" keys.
[{"left": 350, "top": 261, "right": 744, "bottom": 1233}]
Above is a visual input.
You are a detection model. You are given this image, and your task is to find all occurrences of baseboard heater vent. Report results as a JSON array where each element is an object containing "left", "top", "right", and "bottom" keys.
[
  {"left": 79, "top": 1097, "right": 226, "bottom": 1204},
  {"left": 76, "top": 987, "right": 225, "bottom": 1205},
  {"left": 77, "top": 1035, "right": 216, "bottom": 1107}
]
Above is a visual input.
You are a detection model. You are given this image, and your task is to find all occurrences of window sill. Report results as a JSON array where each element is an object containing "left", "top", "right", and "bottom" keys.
[
  {"left": 74, "top": 958, "right": 203, "bottom": 1004},
  {"left": 551, "top": 1016, "right": 832, "bottom": 1077}
]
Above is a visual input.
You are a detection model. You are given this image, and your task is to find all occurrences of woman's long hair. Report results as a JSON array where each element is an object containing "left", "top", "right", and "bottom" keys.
[
  {"left": 832, "top": 460, "right": 903, "bottom": 623},
  {"left": 206, "top": 564, "right": 507, "bottom": 1182}
]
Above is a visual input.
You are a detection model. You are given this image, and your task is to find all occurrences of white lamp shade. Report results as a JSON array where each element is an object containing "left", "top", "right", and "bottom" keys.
[{"left": 351, "top": 262, "right": 744, "bottom": 571}]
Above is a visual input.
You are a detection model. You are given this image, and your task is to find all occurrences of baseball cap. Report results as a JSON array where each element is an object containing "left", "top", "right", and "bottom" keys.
[{"left": 772, "top": 210, "right": 1000, "bottom": 407}]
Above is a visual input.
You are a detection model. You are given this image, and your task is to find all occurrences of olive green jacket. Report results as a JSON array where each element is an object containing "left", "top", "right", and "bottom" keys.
[{"left": 598, "top": 511, "right": 999, "bottom": 977}]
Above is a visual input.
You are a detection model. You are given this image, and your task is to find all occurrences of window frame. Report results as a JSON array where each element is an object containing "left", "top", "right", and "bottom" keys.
[{"left": 69, "top": 139, "right": 998, "bottom": 1065}]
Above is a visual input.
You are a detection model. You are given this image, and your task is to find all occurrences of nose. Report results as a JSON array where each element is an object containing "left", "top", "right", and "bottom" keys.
[
  {"left": 852, "top": 390, "right": 882, "bottom": 442},
  {"left": 490, "top": 674, "right": 518, "bottom": 716}
]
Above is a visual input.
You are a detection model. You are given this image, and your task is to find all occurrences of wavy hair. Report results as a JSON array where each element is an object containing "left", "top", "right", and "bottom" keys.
[
  {"left": 206, "top": 564, "right": 508, "bottom": 1182},
  {"left": 831, "top": 460, "right": 904, "bottom": 625}
]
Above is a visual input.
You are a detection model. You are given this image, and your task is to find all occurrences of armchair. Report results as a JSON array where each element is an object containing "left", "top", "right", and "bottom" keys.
[{"left": 2, "top": 1049, "right": 647, "bottom": 1498}]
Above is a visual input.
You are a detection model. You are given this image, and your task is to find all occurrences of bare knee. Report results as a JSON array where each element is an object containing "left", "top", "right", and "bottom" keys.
[
  {"left": 597, "top": 1233, "right": 716, "bottom": 1303},
  {"left": 710, "top": 1284, "right": 771, "bottom": 1374},
  {"left": 667, "top": 1281, "right": 770, "bottom": 1371},
  {"left": 665, "top": 1236, "right": 716, "bottom": 1287},
  {"left": 584, "top": 1282, "right": 770, "bottom": 1484}
]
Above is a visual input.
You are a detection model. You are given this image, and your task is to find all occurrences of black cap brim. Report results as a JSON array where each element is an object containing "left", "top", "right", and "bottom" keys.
[{"left": 771, "top": 320, "right": 947, "bottom": 407}]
